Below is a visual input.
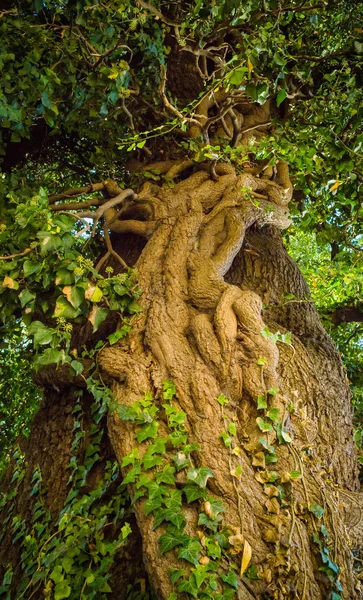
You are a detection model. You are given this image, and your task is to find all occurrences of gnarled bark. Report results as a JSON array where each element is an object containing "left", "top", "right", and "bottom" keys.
[{"left": 94, "top": 160, "right": 362, "bottom": 599}]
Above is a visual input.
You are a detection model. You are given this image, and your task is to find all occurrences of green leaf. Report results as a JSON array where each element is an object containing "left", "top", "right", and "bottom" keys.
[
  {"left": 228, "top": 66, "right": 247, "bottom": 86},
  {"left": 50, "top": 566, "right": 64, "bottom": 584},
  {"left": 23, "top": 260, "right": 42, "bottom": 277},
  {"left": 19, "top": 289, "right": 36, "bottom": 307},
  {"left": 88, "top": 306, "right": 108, "bottom": 332},
  {"left": 53, "top": 296, "right": 80, "bottom": 319},
  {"left": 276, "top": 89, "right": 287, "bottom": 107},
  {"left": 28, "top": 321, "right": 54, "bottom": 346},
  {"left": 34, "top": 348, "right": 65, "bottom": 366},
  {"left": 69, "top": 285, "right": 85, "bottom": 308},
  {"left": 228, "top": 422, "right": 237, "bottom": 435},
  {"left": 71, "top": 360, "right": 83, "bottom": 376},
  {"left": 183, "top": 485, "right": 207, "bottom": 503},
  {"left": 220, "top": 432, "right": 232, "bottom": 448},
  {"left": 217, "top": 394, "right": 229, "bottom": 406},
  {"left": 128, "top": 299, "right": 143, "bottom": 314},
  {"left": 169, "top": 569, "right": 184, "bottom": 585},
  {"left": 186, "top": 467, "right": 213, "bottom": 488},
  {"left": 136, "top": 421, "right": 159, "bottom": 443},
  {"left": 54, "top": 581, "right": 71, "bottom": 600},
  {"left": 266, "top": 408, "right": 280, "bottom": 423},
  {"left": 256, "top": 417, "right": 273, "bottom": 432},
  {"left": 257, "top": 395, "right": 267, "bottom": 410},
  {"left": 160, "top": 532, "right": 185, "bottom": 553},
  {"left": 108, "top": 325, "right": 131, "bottom": 345},
  {"left": 156, "top": 465, "right": 175, "bottom": 485},
  {"left": 178, "top": 539, "right": 202, "bottom": 565},
  {"left": 220, "top": 570, "right": 238, "bottom": 589},
  {"left": 309, "top": 504, "right": 325, "bottom": 519}
]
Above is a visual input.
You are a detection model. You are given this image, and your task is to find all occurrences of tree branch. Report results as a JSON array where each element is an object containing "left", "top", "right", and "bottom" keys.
[
  {"left": 0, "top": 248, "right": 31, "bottom": 260},
  {"left": 48, "top": 183, "right": 106, "bottom": 204},
  {"left": 328, "top": 305, "right": 363, "bottom": 326},
  {"left": 136, "top": 0, "right": 180, "bottom": 27}
]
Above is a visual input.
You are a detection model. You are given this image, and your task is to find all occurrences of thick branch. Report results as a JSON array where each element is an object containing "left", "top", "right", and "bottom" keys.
[
  {"left": 48, "top": 183, "right": 106, "bottom": 204},
  {"left": 328, "top": 305, "right": 363, "bottom": 325}
]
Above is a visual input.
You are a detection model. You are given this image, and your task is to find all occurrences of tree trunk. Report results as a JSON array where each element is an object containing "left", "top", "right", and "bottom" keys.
[
  {"left": 1, "top": 160, "right": 362, "bottom": 600},
  {"left": 99, "top": 161, "right": 362, "bottom": 600}
]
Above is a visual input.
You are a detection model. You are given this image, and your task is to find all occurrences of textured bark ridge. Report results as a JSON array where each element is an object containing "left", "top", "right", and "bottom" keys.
[{"left": 96, "top": 160, "right": 362, "bottom": 599}]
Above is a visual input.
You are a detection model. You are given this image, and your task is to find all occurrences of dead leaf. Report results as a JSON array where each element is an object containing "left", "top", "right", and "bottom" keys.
[
  {"left": 262, "top": 527, "right": 279, "bottom": 543},
  {"left": 264, "top": 485, "right": 280, "bottom": 498},
  {"left": 199, "top": 556, "right": 210, "bottom": 565},
  {"left": 330, "top": 180, "right": 343, "bottom": 192},
  {"left": 62, "top": 285, "right": 72, "bottom": 303},
  {"left": 252, "top": 452, "right": 266, "bottom": 468},
  {"left": 240, "top": 540, "right": 252, "bottom": 576},
  {"left": 265, "top": 498, "right": 281, "bottom": 514},
  {"left": 204, "top": 501, "right": 213, "bottom": 518},
  {"left": 2, "top": 276, "right": 15, "bottom": 288},
  {"left": 228, "top": 533, "right": 244, "bottom": 553}
]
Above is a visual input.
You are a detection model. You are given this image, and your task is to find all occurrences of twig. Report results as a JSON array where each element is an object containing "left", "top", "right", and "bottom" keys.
[
  {"left": 136, "top": 0, "right": 180, "bottom": 27},
  {"left": 0, "top": 248, "right": 31, "bottom": 260},
  {"left": 160, "top": 65, "right": 200, "bottom": 128},
  {"left": 122, "top": 98, "right": 136, "bottom": 134},
  {"left": 103, "top": 226, "right": 128, "bottom": 269},
  {"left": 91, "top": 44, "right": 132, "bottom": 70}
]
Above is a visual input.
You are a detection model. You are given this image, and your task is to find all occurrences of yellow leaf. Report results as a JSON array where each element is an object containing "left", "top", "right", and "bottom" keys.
[
  {"left": 2, "top": 276, "right": 15, "bottom": 289},
  {"left": 247, "top": 57, "right": 254, "bottom": 74},
  {"left": 62, "top": 285, "right": 72, "bottom": 303},
  {"left": 240, "top": 540, "right": 252, "bottom": 576},
  {"left": 330, "top": 180, "right": 342, "bottom": 192},
  {"left": 204, "top": 501, "right": 213, "bottom": 518}
]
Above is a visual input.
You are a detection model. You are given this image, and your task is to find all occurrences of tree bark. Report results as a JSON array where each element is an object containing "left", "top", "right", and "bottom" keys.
[
  {"left": 1, "top": 160, "right": 362, "bottom": 600},
  {"left": 96, "top": 161, "right": 362, "bottom": 599}
]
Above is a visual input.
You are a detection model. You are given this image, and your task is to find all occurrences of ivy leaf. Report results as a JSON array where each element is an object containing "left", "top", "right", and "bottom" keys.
[
  {"left": 276, "top": 89, "right": 287, "bottom": 107},
  {"left": 183, "top": 485, "right": 207, "bottom": 503},
  {"left": 142, "top": 454, "right": 163, "bottom": 470},
  {"left": 54, "top": 581, "right": 71, "bottom": 600},
  {"left": 266, "top": 408, "right": 280, "bottom": 423},
  {"left": 220, "top": 570, "right": 238, "bottom": 589},
  {"left": 144, "top": 495, "right": 163, "bottom": 515},
  {"left": 53, "top": 296, "right": 81, "bottom": 319},
  {"left": 23, "top": 260, "right": 42, "bottom": 277},
  {"left": 217, "top": 394, "right": 229, "bottom": 406},
  {"left": 19, "top": 289, "right": 36, "bottom": 307},
  {"left": 34, "top": 348, "right": 65, "bottom": 366},
  {"left": 257, "top": 395, "right": 267, "bottom": 410},
  {"left": 87, "top": 305, "right": 108, "bottom": 332},
  {"left": 28, "top": 321, "right": 54, "bottom": 346},
  {"left": 50, "top": 565, "right": 64, "bottom": 584},
  {"left": 160, "top": 532, "right": 185, "bottom": 554},
  {"left": 178, "top": 539, "right": 202, "bottom": 565},
  {"left": 156, "top": 464, "right": 175, "bottom": 485},
  {"left": 136, "top": 421, "right": 159, "bottom": 443},
  {"left": 309, "top": 504, "right": 325, "bottom": 519},
  {"left": 186, "top": 467, "right": 213, "bottom": 488},
  {"left": 256, "top": 417, "right": 273, "bottom": 432},
  {"left": 169, "top": 569, "right": 184, "bottom": 584}
]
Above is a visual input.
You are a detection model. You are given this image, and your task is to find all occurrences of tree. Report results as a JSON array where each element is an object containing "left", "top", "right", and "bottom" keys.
[{"left": 0, "top": 1, "right": 362, "bottom": 599}]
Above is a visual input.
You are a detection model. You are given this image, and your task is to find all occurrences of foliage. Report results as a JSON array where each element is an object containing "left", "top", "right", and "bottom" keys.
[
  {"left": 0, "top": 325, "right": 40, "bottom": 474},
  {"left": 0, "top": 1, "right": 362, "bottom": 597},
  {"left": 0, "top": 388, "right": 133, "bottom": 600}
]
